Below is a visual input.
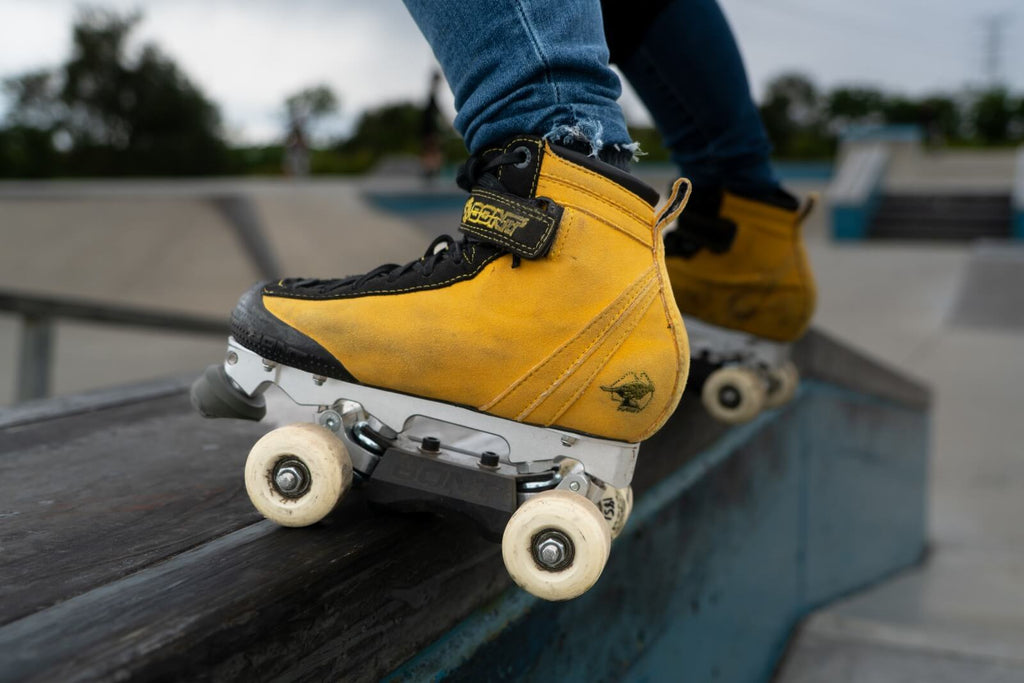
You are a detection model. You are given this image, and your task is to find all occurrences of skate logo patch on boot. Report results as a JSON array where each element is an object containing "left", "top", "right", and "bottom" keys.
[
  {"left": 463, "top": 197, "right": 530, "bottom": 237},
  {"left": 459, "top": 189, "right": 562, "bottom": 259},
  {"left": 600, "top": 372, "right": 655, "bottom": 413}
]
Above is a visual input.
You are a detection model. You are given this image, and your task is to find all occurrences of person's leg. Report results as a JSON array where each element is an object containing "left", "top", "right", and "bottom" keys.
[
  {"left": 603, "top": 0, "right": 777, "bottom": 197},
  {"left": 601, "top": 0, "right": 814, "bottom": 424},
  {"left": 403, "top": 0, "right": 638, "bottom": 167},
  {"left": 197, "top": 0, "right": 694, "bottom": 600},
  {"left": 208, "top": 2, "right": 690, "bottom": 464}
]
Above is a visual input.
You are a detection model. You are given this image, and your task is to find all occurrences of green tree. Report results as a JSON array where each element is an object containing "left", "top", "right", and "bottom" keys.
[
  {"left": 285, "top": 85, "right": 339, "bottom": 135},
  {"left": 330, "top": 101, "right": 463, "bottom": 172},
  {"left": 917, "top": 95, "right": 961, "bottom": 143},
  {"left": 826, "top": 87, "right": 886, "bottom": 126},
  {"left": 759, "top": 73, "right": 832, "bottom": 159},
  {"left": 0, "top": 126, "right": 60, "bottom": 178},
  {"left": 1, "top": 7, "right": 227, "bottom": 176},
  {"left": 880, "top": 96, "right": 926, "bottom": 126},
  {"left": 970, "top": 88, "right": 1017, "bottom": 145}
]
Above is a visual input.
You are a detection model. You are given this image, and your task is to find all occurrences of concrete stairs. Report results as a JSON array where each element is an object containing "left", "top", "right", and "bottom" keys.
[{"left": 869, "top": 192, "right": 1012, "bottom": 240}]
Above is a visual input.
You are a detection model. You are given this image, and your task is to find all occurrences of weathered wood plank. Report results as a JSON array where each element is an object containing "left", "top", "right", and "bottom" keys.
[{"left": 0, "top": 393, "right": 264, "bottom": 625}]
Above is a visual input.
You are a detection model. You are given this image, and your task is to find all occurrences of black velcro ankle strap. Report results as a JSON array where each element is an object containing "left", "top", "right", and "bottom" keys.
[{"left": 459, "top": 189, "right": 563, "bottom": 259}]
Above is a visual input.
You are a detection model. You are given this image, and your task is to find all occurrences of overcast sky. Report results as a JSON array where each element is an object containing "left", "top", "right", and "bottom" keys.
[{"left": 2, "top": 0, "right": 1021, "bottom": 144}]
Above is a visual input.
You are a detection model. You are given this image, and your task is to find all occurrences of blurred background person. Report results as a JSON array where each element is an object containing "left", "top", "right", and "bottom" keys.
[
  {"left": 283, "top": 85, "right": 338, "bottom": 177},
  {"left": 419, "top": 69, "right": 444, "bottom": 183}
]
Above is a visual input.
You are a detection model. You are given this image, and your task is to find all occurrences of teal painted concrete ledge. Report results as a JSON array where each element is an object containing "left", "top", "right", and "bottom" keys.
[{"left": 386, "top": 380, "right": 929, "bottom": 683}]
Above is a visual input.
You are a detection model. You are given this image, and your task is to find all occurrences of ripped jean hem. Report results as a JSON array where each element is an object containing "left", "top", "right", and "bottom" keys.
[{"left": 544, "top": 120, "right": 642, "bottom": 169}]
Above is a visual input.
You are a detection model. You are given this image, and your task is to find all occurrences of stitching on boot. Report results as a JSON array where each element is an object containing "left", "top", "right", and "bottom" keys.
[
  {"left": 542, "top": 153, "right": 655, "bottom": 207},
  {"left": 647, "top": 240, "right": 689, "bottom": 440},
  {"left": 511, "top": 272, "right": 659, "bottom": 421},
  {"left": 498, "top": 136, "right": 544, "bottom": 196},
  {"left": 541, "top": 285, "right": 660, "bottom": 424},
  {"left": 568, "top": 204, "right": 651, "bottom": 248},
  {"left": 479, "top": 265, "right": 657, "bottom": 413},
  {"left": 540, "top": 172, "right": 648, "bottom": 225}
]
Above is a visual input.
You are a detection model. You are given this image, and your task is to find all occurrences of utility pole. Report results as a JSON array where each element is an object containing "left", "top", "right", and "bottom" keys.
[{"left": 980, "top": 12, "right": 1012, "bottom": 87}]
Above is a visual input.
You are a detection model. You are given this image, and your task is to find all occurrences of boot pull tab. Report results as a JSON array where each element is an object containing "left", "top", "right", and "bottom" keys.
[
  {"left": 654, "top": 178, "right": 693, "bottom": 234},
  {"left": 797, "top": 192, "right": 818, "bottom": 224}
]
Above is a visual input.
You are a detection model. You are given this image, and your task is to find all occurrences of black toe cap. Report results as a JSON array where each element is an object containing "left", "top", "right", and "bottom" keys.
[{"left": 230, "top": 282, "right": 355, "bottom": 381}]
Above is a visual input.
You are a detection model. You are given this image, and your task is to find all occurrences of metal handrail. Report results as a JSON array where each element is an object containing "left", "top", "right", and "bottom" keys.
[{"left": 0, "top": 289, "right": 229, "bottom": 403}]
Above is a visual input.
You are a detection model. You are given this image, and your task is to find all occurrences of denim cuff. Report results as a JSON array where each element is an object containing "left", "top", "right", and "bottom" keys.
[{"left": 544, "top": 122, "right": 640, "bottom": 172}]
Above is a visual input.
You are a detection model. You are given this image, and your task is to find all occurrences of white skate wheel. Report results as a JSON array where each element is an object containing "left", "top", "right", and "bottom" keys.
[
  {"left": 620, "top": 486, "right": 633, "bottom": 525},
  {"left": 764, "top": 361, "right": 799, "bottom": 409},
  {"left": 502, "top": 490, "right": 611, "bottom": 601},
  {"left": 701, "top": 366, "right": 765, "bottom": 424},
  {"left": 598, "top": 486, "right": 634, "bottom": 539},
  {"left": 245, "top": 423, "right": 353, "bottom": 527}
]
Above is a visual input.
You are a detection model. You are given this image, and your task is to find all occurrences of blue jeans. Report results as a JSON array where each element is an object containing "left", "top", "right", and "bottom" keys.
[
  {"left": 402, "top": 0, "right": 777, "bottom": 195},
  {"left": 611, "top": 0, "right": 778, "bottom": 195},
  {"left": 401, "top": 0, "right": 634, "bottom": 159}
]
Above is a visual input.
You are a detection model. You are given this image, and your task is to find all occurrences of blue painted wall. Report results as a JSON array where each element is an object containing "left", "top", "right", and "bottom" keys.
[
  {"left": 832, "top": 185, "right": 885, "bottom": 241},
  {"left": 385, "top": 381, "right": 929, "bottom": 683},
  {"left": 833, "top": 206, "right": 868, "bottom": 241}
]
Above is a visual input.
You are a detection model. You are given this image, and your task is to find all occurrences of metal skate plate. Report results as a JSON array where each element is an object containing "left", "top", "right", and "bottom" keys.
[
  {"left": 686, "top": 318, "right": 790, "bottom": 367},
  {"left": 222, "top": 338, "right": 638, "bottom": 488}
]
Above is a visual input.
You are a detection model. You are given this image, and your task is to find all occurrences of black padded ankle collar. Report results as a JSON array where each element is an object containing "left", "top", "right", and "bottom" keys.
[
  {"left": 548, "top": 144, "right": 660, "bottom": 207},
  {"left": 492, "top": 137, "right": 546, "bottom": 198},
  {"left": 473, "top": 137, "right": 660, "bottom": 207}
]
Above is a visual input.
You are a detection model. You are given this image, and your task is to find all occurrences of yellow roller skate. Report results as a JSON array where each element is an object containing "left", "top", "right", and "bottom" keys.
[
  {"left": 664, "top": 188, "right": 815, "bottom": 424},
  {"left": 192, "top": 136, "right": 691, "bottom": 600}
]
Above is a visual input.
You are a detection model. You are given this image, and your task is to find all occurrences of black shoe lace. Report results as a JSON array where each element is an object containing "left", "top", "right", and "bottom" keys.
[{"left": 292, "top": 149, "right": 529, "bottom": 295}]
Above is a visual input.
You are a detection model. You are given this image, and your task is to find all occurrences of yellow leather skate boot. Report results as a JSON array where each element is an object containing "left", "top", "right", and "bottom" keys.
[
  {"left": 664, "top": 188, "right": 815, "bottom": 423},
  {"left": 194, "top": 137, "right": 693, "bottom": 601},
  {"left": 231, "top": 137, "right": 691, "bottom": 444}
]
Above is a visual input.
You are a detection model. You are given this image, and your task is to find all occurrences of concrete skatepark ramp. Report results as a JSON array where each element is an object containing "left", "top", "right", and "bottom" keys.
[{"left": 827, "top": 127, "right": 1024, "bottom": 241}]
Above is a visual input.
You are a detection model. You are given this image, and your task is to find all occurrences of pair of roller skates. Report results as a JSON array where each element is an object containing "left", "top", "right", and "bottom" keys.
[{"left": 192, "top": 137, "right": 814, "bottom": 601}]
